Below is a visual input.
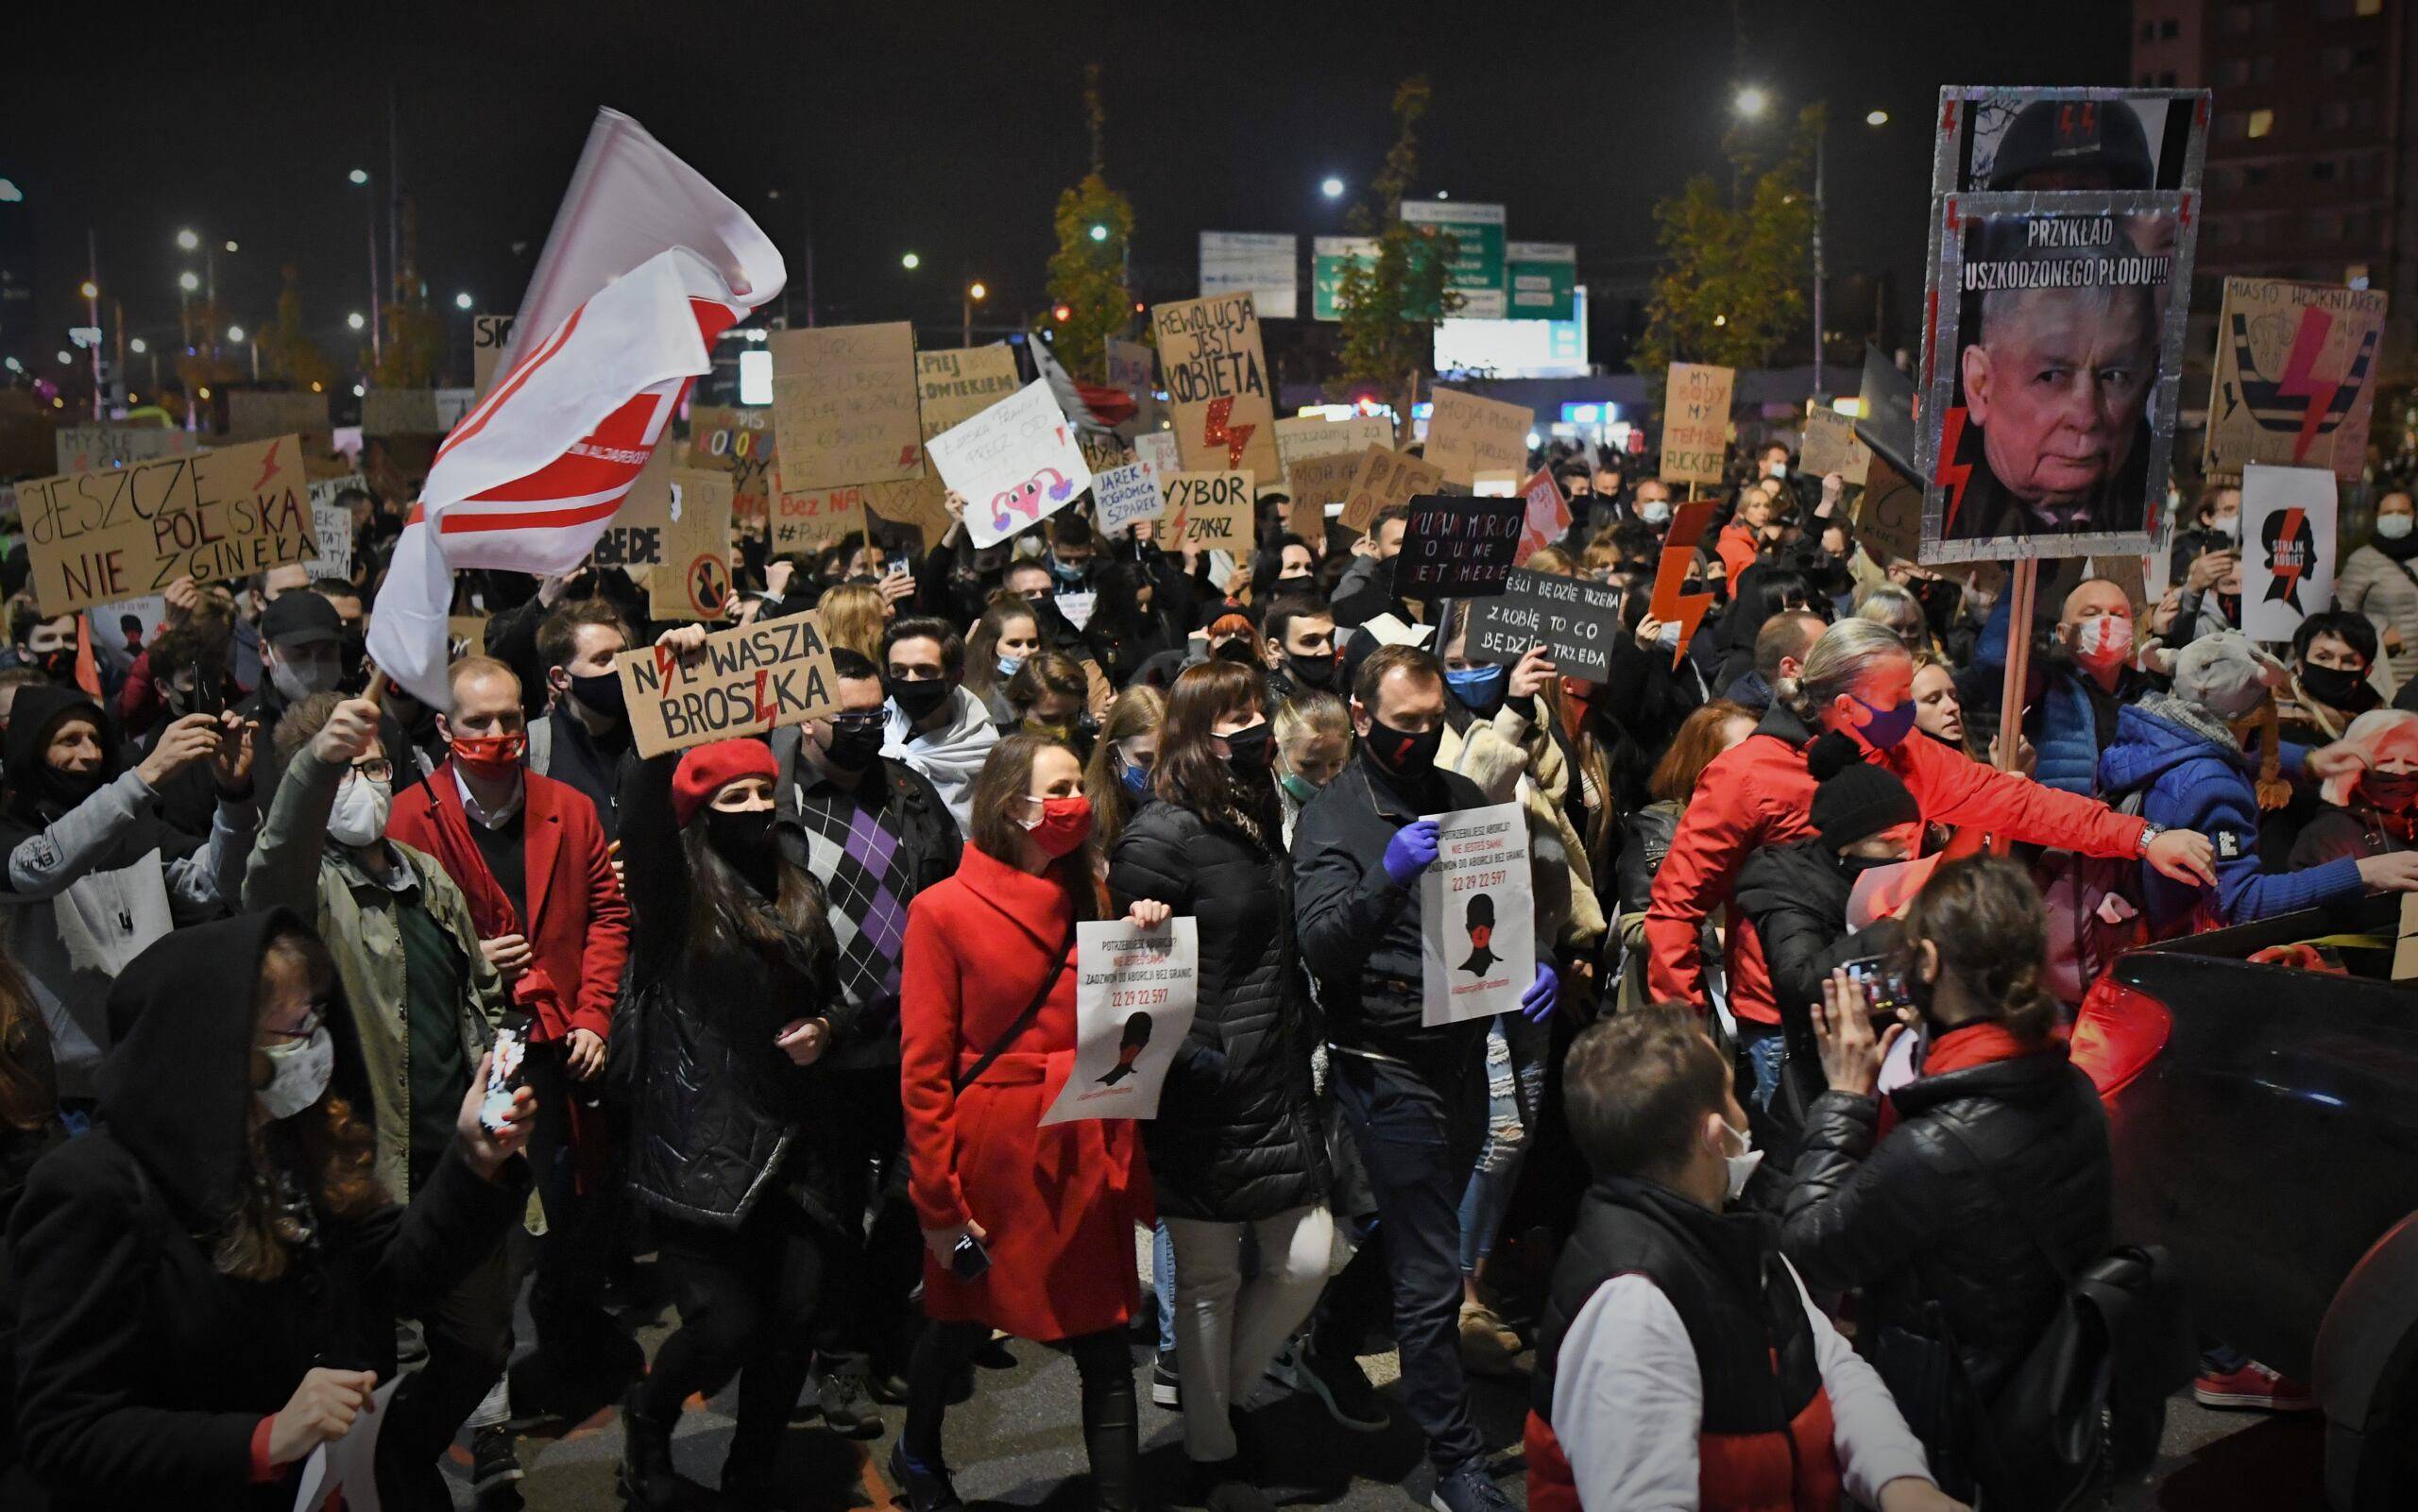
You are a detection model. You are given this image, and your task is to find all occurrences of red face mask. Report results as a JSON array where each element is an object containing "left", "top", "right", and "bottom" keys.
[
  {"left": 1021, "top": 794, "right": 1094, "bottom": 858},
  {"left": 450, "top": 730, "right": 527, "bottom": 779}
]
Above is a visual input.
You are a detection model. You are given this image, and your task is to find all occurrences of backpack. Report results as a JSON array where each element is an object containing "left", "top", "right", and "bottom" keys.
[{"left": 1932, "top": 1121, "right": 2196, "bottom": 1510}]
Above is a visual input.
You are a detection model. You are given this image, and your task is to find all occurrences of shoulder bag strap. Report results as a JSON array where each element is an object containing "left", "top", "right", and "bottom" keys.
[{"left": 953, "top": 921, "right": 1079, "bottom": 1094}]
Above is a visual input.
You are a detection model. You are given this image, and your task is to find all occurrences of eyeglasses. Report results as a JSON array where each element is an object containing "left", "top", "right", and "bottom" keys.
[
  {"left": 831, "top": 713, "right": 886, "bottom": 733},
  {"left": 264, "top": 1001, "right": 330, "bottom": 1042},
  {"left": 349, "top": 756, "right": 394, "bottom": 783}
]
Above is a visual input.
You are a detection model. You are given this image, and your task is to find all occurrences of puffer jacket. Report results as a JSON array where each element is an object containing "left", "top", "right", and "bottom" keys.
[
  {"left": 1732, "top": 839, "right": 1907, "bottom": 1084},
  {"left": 2335, "top": 542, "right": 2418, "bottom": 684},
  {"left": 1779, "top": 1042, "right": 2111, "bottom": 1404},
  {"left": 1109, "top": 800, "right": 1327, "bottom": 1221}
]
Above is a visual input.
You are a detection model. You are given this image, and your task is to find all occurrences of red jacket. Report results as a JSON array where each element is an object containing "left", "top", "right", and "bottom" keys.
[
  {"left": 1645, "top": 708, "right": 2147, "bottom": 1022},
  {"left": 1716, "top": 522, "right": 1762, "bottom": 594},
  {"left": 387, "top": 763, "right": 630, "bottom": 1043},
  {"left": 900, "top": 843, "right": 1149, "bottom": 1343}
]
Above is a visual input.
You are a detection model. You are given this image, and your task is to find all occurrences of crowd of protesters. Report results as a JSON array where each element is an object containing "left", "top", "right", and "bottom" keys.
[{"left": 0, "top": 418, "right": 2409, "bottom": 1512}]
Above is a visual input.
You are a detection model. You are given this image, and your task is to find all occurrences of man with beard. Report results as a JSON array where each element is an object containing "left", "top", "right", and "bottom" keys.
[{"left": 1945, "top": 269, "right": 2160, "bottom": 544}]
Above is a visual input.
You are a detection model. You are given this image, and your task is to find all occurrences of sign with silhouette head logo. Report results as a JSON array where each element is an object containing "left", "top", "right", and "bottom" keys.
[
  {"left": 925, "top": 379, "right": 1093, "bottom": 549},
  {"left": 2240, "top": 463, "right": 2337, "bottom": 642},
  {"left": 1420, "top": 802, "right": 1532, "bottom": 1026},
  {"left": 1041, "top": 918, "right": 1200, "bottom": 1126}
]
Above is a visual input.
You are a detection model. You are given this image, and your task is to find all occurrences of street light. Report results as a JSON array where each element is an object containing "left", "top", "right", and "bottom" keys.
[
  {"left": 962, "top": 280, "right": 987, "bottom": 347},
  {"left": 1320, "top": 177, "right": 1345, "bottom": 199},
  {"left": 349, "top": 168, "right": 369, "bottom": 185},
  {"left": 178, "top": 270, "right": 199, "bottom": 293},
  {"left": 1733, "top": 85, "right": 1770, "bottom": 119},
  {"left": 349, "top": 169, "right": 381, "bottom": 363},
  {"left": 176, "top": 229, "right": 199, "bottom": 252},
  {"left": 223, "top": 240, "right": 238, "bottom": 253},
  {"left": 78, "top": 280, "right": 96, "bottom": 299},
  {"left": 348, "top": 312, "right": 366, "bottom": 331},
  {"left": 128, "top": 337, "right": 146, "bottom": 354},
  {"left": 1088, "top": 224, "right": 1109, "bottom": 243},
  {"left": 900, "top": 251, "right": 921, "bottom": 270},
  {"left": 453, "top": 292, "right": 473, "bottom": 310},
  {"left": 1865, "top": 109, "right": 1889, "bottom": 127},
  {"left": 227, "top": 325, "right": 244, "bottom": 343}
]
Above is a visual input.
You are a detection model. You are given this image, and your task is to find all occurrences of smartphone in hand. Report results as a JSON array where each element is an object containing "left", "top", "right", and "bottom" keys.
[
  {"left": 481, "top": 1016, "right": 531, "bottom": 1137},
  {"left": 950, "top": 1232, "right": 992, "bottom": 1282}
]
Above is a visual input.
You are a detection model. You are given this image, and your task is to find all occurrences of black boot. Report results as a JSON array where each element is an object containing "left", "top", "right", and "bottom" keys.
[
  {"left": 889, "top": 1439, "right": 964, "bottom": 1512},
  {"left": 617, "top": 1386, "right": 705, "bottom": 1510}
]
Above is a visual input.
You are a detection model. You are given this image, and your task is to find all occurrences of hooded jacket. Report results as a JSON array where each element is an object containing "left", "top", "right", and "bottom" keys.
[
  {"left": 2096, "top": 694, "right": 2363, "bottom": 934},
  {"left": 6, "top": 911, "right": 523, "bottom": 1511},
  {"left": 882, "top": 684, "right": 999, "bottom": 837},
  {"left": 0, "top": 685, "right": 257, "bottom": 1097}
]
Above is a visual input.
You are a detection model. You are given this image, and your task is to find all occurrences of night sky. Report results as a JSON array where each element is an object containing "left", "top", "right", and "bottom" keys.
[{"left": 0, "top": 0, "right": 2129, "bottom": 375}]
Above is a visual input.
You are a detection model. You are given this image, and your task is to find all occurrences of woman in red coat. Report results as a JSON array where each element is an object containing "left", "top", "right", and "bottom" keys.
[{"left": 893, "top": 732, "right": 1166, "bottom": 1512}]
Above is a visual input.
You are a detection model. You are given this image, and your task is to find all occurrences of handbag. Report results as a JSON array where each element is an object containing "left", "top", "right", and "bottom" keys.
[
  {"left": 952, "top": 922, "right": 1079, "bottom": 1094},
  {"left": 1931, "top": 1119, "right": 2193, "bottom": 1510}
]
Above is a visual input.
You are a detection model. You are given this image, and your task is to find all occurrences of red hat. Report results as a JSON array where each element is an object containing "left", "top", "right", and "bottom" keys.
[{"left": 672, "top": 739, "right": 778, "bottom": 828}]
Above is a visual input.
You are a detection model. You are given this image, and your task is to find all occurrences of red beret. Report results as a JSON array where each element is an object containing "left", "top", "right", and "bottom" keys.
[{"left": 672, "top": 739, "right": 778, "bottom": 828}]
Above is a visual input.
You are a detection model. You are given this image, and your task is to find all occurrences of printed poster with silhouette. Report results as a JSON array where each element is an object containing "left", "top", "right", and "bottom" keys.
[
  {"left": 1419, "top": 802, "right": 1533, "bottom": 1027},
  {"left": 1041, "top": 918, "right": 1199, "bottom": 1127},
  {"left": 2240, "top": 463, "right": 2338, "bottom": 643}
]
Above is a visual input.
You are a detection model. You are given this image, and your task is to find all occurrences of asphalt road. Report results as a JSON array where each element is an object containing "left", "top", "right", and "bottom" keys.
[{"left": 435, "top": 1261, "right": 2332, "bottom": 1512}]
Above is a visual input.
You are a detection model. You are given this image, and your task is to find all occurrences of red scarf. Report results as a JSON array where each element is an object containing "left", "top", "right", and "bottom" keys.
[
  {"left": 1878, "top": 1022, "right": 2052, "bottom": 1139},
  {"left": 418, "top": 764, "right": 526, "bottom": 941}
]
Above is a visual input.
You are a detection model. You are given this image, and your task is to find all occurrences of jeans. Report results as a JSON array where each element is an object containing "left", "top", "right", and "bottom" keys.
[
  {"left": 636, "top": 1194, "right": 830, "bottom": 1459},
  {"left": 1331, "top": 1044, "right": 1487, "bottom": 1471},
  {"left": 905, "top": 1321, "right": 1138, "bottom": 1512},
  {"left": 1738, "top": 1020, "right": 1786, "bottom": 1110},
  {"left": 1166, "top": 1204, "right": 1336, "bottom": 1463},
  {"left": 1154, "top": 1222, "right": 1177, "bottom": 1355},
  {"left": 1457, "top": 1016, "right": 1548, "bottom": 1275}
]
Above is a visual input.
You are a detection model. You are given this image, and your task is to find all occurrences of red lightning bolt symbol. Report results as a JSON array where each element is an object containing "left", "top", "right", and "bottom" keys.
[
  {"left": 654, "top": 644, "right": 681, "bottom": 688},
  {"left": 251, "top": 437, "right": 284, "bottom": 492},
  {"left": 2275, "top": 306, "right": 2339, "bottom": 464},
  {"left": 2271, "top": 509, "right": 2306, "bottom": 606},
  {"left": 1647, "top": 499, "right": 1721, "bottom": 670},
  {"left": 1935, "top": 407, "right": 1976, "bottom": 538},
  {"left": 753, "top": 668, "right": 775, "bottom": 724},
  {"left": 1201, "top": 398, "right": 1253, "bottom": 468}
]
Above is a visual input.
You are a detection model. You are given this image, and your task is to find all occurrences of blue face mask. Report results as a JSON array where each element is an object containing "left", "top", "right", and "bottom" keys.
[
  {"left": 1120, "top": 761, "right": 1150, "bottom": 797},
  {"left": 1851, "top": 694, "right": 1918, "bottom": 750},
  {"left": 1445, "top": 662, "right": 1508, "bottom": 714},
  {"left": 1049, "top": 556, "right": 1089, "bottom": 584},
  {"left": 996, "top": 653, "right": 1026, "bottom": 678}
]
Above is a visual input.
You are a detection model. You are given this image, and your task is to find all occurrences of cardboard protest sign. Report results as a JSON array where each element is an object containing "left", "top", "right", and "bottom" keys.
[
  {"left": 1273, "top": 414, "right": 1396, "bottom": 475},
  {"left": 306, "top": 473, "right": 365, "bottom": 581},
  {"left": 1040, "top": 919, "right": 1200, "bottom": 1127},
  {"left": 1340, "top": 446, "right": 1446, "bottom": 533},
  {"left": 471, "top": 313, "right": 516, "bottom": 394},
  {"left": 1134, "top": 430, "right": 1181, "bottom": 478},
  {"left": 1931, "top": 86, "right": 2208, "bottom": 196},
  {"left": 1105, "top": 337, "right": 1157, "bottom": 403},
  {"left": 448, "top": 617, "right": 488, "bottom": 656},
  {"left": 2240, "top": 463, "right": 2338, "bottom": 642},
  {"left": 1465, "top": 568, "right": 1623, "bottom": 680},
  {"left": 1425, "top": 388, "right": 1533, "bottom": 488},
  {"left": 1397, "top": 494, "right": 1524, "bottom": 597},
  {"left": 1163, "top": 471, "right": 1255, "bottom": 552},
  {"left": 1285, "top": 450, "right": 1363, "bottom": 540},
  {"left": 926, "top": 380, "right": 1092, "bottom": 549},
  {"left": 686, "top": 404, "right": 777, "bottom": 518},
  {"left": 596, "top": 444, "right": 676, "bottom": 569},
  {"left": 21, "top": 436, "right": 314, "bottom": 616},
  {"left": 2204, "top": 279, "right": 2390, "bottom": 483},
  {"left": 359, "top": 388, "right": 474, "bottom": 437},
  {"left": 614, "top": 612, "right": 840, "bottom": 758},
  {"left": 1095, "top": 462, "right": 1166, "bottom": 535},
  {"left": 768, "top": 321, "right": 923, "bottom": 492},
  {"left": 1800, "top": 408, "right": 1873, "bottom": 485},
  {"left": 653, "top": 468, "right": 736, "bottom": 621},
  {"left": 1854, "top": 453, "right": 1926, "bottom": 566},
  {"left": 1421, "top": 802, "right": 1533, "bottom": 1027},
  {"left": 55, "top": 424, "right": 196, "bottom": 475},
  {"left": 1917, "top": 193, "right": 2197, "bottom": 565},
  {"left": 771, "top": 480, "right": 870, "bottom": 551},
  {"left": 1660, "top": 364, "right": 1733, "bottom": 485},
  {"left": 1647, "top": 499, "right": 1723, "bottom": 667},
  {"left": 227, "top": 390, "right": 329, "bottom": 443},
  {"left": 1513, "top": 468, "right": 1571, "bottom": 563},
  {"left": 866, "top": 345, "right": 1037, "bottom": 544},
  {"left": 1150, "top": 293, "right": 1281, "bottom": 480}
]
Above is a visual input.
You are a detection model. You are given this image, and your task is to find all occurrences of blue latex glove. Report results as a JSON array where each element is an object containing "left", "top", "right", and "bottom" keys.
[
  {"left": 1519, "top": 962, "right": 1559, "bottom": 1022},
  {"left": 1382, "top": 818, "right": 1441, "bottom": 888}
]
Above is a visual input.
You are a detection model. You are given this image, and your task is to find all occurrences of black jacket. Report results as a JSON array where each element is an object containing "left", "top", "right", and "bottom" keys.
[
  {"left": 1291, "top": 752, "right": 1489, "bottom": 1065},
  {"left": 1733, "top": 840, "right": 1908, "bottom": 1040},
  {"left": 1779, "top": 1041, "right": 2112, "bottom": 1404},
  {"left": 1109, "top": 798, "right": 1328, "bottom": 1221},
  {"left": 619, "top": 751, "right": 843, "bottom": 1231},
  {"left": 5, "top": 911, "right": 523, "bottom": 1512}
]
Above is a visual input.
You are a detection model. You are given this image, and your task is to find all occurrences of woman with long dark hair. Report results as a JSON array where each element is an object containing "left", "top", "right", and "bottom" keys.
[
  {"left": 616, "top": 705, "right": 846, "bottom": 1507},
  {"left": 1109, "top": 662, "right": 1331, "bottom": 1512},
  {"left": 7, "top": 913, "right": 533, "bottom": 1512},
  {"left": 893, "top": 734, "right": 1166, "bottom": 1512}
]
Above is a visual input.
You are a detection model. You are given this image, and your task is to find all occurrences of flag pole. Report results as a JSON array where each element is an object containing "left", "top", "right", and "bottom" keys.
[{"left": 1993, "top": 557, "right": 2037, "bottom": 772}]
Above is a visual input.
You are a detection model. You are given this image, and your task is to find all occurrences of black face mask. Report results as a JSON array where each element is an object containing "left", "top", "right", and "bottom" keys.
[
  {"left": 2299, "top": 662, "right": 2367, "bottom": 709},
  {"left": 569, "top": 669, "right": 626, "bottom": 719},
  {"left": 890, "top": 677, "right": 953, "bottom": 724},
  {"left": 1222, "top": 721, "right": 1275, "bottom": 777},
  {"left": 1214, "top": 639, "right": 1258, "bottom": 667},
  {"left": 29, "top": 648, "right": 73, "bottom": 683},
  {"left": 1286, "top": 652, "right": 1337, "bottom": 691},
  {"left": 1837, "top": 851, "right": 1902, "bottom": 884},
  {"left": 1363, "top": 717, "right": 1442, "bottom": 782},
  {"left": 822, "top": 717, "right": 886, "bottom": 773},
  {"left": 706, "top": 807, "right": 780, "bottom": 897}
]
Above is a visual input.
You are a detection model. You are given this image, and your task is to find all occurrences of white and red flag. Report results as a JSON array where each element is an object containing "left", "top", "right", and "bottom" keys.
[{"left": 367, "top": 109, "right": 783, "bottom": 705}]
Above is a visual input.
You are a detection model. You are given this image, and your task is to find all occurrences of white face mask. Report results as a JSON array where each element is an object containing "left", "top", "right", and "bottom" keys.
[
  {"left": 2378, "top": 515, "right": 2414, "bottom": 541},
  {"left": 1764, "top": 460, "right": 1790, "bottom": 481},
  {"left": 328, "top": 773, "right": 390, "bottom": 848},
  {"left": 1655, "top": 618, "right": 1684, "bottom": 653},
  {"left": 256, "top": 1026, "right": 334, "bottom": 1121},
  {"left": 1720, "top": 1119, "right": 1764, "bottom": 1202},
  {"left": 2072, "top": 614, "right": 2135, "bottom": 669},
  {"left": 1639, "top": 501, "right": 1674, "bottom": 527}
]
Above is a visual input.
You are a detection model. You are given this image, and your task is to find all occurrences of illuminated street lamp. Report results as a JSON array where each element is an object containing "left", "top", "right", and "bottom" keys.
[
  {"left": 1320, "top": 177, "right": 1345, "bottom": 199},
  {"left": 900, "top": 251, "right": 921, "bottom": 270}
]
